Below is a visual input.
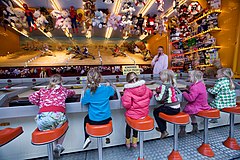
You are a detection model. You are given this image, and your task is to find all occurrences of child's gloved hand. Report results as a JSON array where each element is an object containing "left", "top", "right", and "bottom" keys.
[
  {"left": 156, "top": 87, "right": 161, "bottom": 94},
  {"left": 106, "top": 82, "right": 110, "bottom": 86}
]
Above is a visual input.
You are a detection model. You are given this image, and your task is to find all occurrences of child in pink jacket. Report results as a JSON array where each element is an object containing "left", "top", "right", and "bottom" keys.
[
  {"left": 179, "top": 70, "right": 211, "bottom": 136},
  {"left": 121, "top": 72, "right": 153, "bottom": 149}
]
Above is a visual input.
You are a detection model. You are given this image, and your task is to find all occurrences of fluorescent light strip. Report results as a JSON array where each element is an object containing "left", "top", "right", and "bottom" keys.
[
  {"left": 38, "top": 28, "right": 52, "bottom": 38},
  {"left": 105, "top": 0, "right": 121, "bottom": 38},
  {"left": 12, "top": 0, "right": 24, "bottom": 8},
  {"left": 138, "top": 0, "right": 155, "bottom": 16},
  {"left": 50, "top": 0, "right": 61, "bottom": 11},
  {"left": 12, "top": 26, "right": 29, "bottom": 37}
]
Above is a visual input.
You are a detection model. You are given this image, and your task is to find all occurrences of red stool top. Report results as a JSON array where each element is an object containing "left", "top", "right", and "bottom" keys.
[
  {"left": 126, "top": 115, "right": 154, "bottom": 131},
  {"left": 236, "top": 102, "right": 240, "bottom": 106},
  {"left": 222, "top": 106, "right": 240, "bottom": 115},
  {"left": 0, "top": 126, "right": 23, "bottom": 147},
  {"left": 86, "top": 121, "right": 113, "bottom": 137},
  {"left": 159, "top": 112, "right": 189, "bottom": 125},
  {"left": 196, "top": 109, "right": 220, "bottom": 119},
  {"left": 32, "top": 122, "right": 68, "bottom": 145}
]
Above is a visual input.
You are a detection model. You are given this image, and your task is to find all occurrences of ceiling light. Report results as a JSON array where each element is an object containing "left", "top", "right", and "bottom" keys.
[
  {"left": 50, "top": 0, "right": 61, "bottom": 11},
  {"left": 104, "top": 0, "right": 122, "bottom": 39},
  {"left": 12, "top": 0, "right": 24, "bottom": 8},
  {"left": 138, "top": 0, "right": 155, "bottom": 16}
]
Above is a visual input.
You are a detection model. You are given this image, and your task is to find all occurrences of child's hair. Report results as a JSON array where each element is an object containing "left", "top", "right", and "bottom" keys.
[
  {"left": 126, "top": 72, "right": 138, "bottom": 83},
  {"left": 218, "top": 68, "right": 235, "bottom": 90},
  {"left": 87, "top": 68, "right": 102, "bottom": 93},
  {"left": 189, "top": 70, "right": 203, "bottom": 83},
  {"left": 47, "top": 74, "right": 62, "bottom": 89},
  {"left": 160, "top": 69, "right": 177, "bottom": 87}
]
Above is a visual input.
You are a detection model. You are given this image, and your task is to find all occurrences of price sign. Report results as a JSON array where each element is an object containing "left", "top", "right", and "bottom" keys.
[{"left": 122, "top": 65, "right": 140, "bottom": 75}]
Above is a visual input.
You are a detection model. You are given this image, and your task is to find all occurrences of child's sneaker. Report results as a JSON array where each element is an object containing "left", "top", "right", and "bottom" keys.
[
  {"left": 83, "top": 137, "right": 91, "bottom": 149},
  {"left": 53, "top": 144, "right": 65, "bottom": 158},
  {"left": 125, "top": 138, "right": 131, "bottom": 149},
  {"left": 160, "top": 131, "right": 169, "bottom": 139},
  {"left": 131, "top": 137, "right": 138, "bottom": 148},
  {"left": 209, "top": 119, "right": 218, "bottom": 123}
]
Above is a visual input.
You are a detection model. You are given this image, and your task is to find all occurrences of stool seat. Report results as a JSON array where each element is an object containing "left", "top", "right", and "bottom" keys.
[
  {"left": 0, "top": 127, "right": 23, "bottom": 147},
  {"left": 126, "top": 115, "right": 154, "bottom": 131},
  {"left": 159, "top": 112, "right": 189, "bottom": 125},
  {"left": 32, "top": 122, "right": 68, "bottom": 145},
  {"left": 86, "top": 121, "right": 112, "bottom": 137},
  {"left": 196, "top": 109, "right": 220, "bottom": 118},
  {"left": 222, "top": 107, "right": 240, "bottom": 114}
]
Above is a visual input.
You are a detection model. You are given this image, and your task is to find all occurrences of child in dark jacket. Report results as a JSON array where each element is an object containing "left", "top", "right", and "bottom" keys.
[
  {"left": 121, "top": 72, "right": 153, "bottom": 148},
  {"left": 81, "top": 68, "right": 115, "bottom": 149},
  {"left": 29, "top": 74, "right": 75, "bottom": 158},
  {"left": 153, "top": 69, "right": 180, "bottom": 139}
]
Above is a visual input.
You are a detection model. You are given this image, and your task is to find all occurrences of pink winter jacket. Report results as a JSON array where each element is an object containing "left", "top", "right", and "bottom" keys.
[
  {"left": 121, "top": 80, "right": 153, "bottom": 119},
  {"left": 183, "top": 81, "right": 211, "bottom": 115}
]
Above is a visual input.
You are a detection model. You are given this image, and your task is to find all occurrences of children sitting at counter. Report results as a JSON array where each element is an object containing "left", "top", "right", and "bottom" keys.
[
  {"left": 29, "top": 74, "right": 75, "bottom": 158},
  {"left": 179, "top": 70, "right": 211, "bottom": 136},
  {"left": 208, "top": 68, "right": 236, "bottom": 123},
  {"left": 153, "top": 69, "right": 180, "bottom": 139},
  {"left": 121, "top": 72, "right": 153, "bottom": 149},
  {"left": 81, "top": 68, "right": 115, "bottom": 149}
]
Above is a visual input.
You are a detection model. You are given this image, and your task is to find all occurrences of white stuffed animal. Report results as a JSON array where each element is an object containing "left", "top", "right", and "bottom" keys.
[
  {"left": 2, "top": 0, "right": 20, "bottom": 27},
  {"left": 107, "top": 13, "right": 121, "bottom": 30},
  {"left": 92, "top": 11, "right": 107, "bottom": 28},
  {"left": 50, "top": 10, "right": 64, "bottom": 29},
  {"left": 61, "top": 17, "right": 72, "bottom": 30}
]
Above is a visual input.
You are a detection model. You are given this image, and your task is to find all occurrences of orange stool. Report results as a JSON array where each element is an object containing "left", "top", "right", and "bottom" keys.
[
  {"left": 0, "top": 126, "right": 23, "bottom": 147},
  {"left": 159, "top": 112, "right": 189, "bottom": 160},
  {"left": 86, "top": 121, "right": 113, "bottom": 160},
  {"left": 196, "top": 109, "right": 220, "bottom": 157},
  {"left": 32, "top": 122, "right": 69, "bottom": 160},
  {"left": 221, "top": 106, "right": 240, "bottom": 150},
  {"left": 126, "top": 115, "right": 154, "bottom": 160}
]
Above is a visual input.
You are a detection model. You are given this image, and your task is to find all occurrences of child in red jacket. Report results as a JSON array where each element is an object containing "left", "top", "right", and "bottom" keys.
[
  {"left": 121, "top": 72, "right": 153, "bottom": 148},
  {"left": 29, "top": 74, "right": 75, "bottom": 158}
]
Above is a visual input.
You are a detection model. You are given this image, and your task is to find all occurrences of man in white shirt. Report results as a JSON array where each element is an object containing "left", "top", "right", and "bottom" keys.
[{"left": 151, "top": 46, "right": 168, "bottom": 75}]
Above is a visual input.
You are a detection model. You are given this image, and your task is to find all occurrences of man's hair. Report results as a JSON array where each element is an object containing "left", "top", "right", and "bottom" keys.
[{"left": 158, "top": 46, "right": 164, "bottom": 49}]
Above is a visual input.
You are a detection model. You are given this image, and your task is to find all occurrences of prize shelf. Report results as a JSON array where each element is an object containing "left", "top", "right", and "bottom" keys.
[
  {"left": 184, "top": 46, "right": 221, "bottom": 55},
  {"left": 171, "top": 27, "right": 221, "bottom": 44},
  {"left": 189, "top": 9, "right": 222, "bottom": 25}
]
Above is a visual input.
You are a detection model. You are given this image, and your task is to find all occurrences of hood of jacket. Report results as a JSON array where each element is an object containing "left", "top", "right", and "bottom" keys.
[{"left": 124, "top": 80, "right": 147, "bottom": 96}]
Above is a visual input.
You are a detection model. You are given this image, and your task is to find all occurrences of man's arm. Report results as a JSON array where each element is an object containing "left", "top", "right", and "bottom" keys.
[
  {"left": 151, "top": 55, "right": 157, "bottom": 67},
  {"left": 163, "top": 55, "right": 168, "bottom": 69}
]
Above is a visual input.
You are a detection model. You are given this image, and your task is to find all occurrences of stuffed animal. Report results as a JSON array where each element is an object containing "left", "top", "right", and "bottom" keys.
[
  {"left": 69, "top": 6, "right": 78, "bottom": 33},
  {"left": 33, "top": 10, "right": 48, "bottom": 28},
  {"left": 121, "top": 1, "right": 136, "bottom": 14},
  {"left": 155, "top": 0, "right": 164, "bottom": 12},
  {"left": 76, "top": 8, "right": 86, "bottom": 25},
  {"left": 83, "top": 0, "right": 96, "bottom": 17},
  {"left": 103, "top": 0, "right": 114, "bottom": 4},
  {"left": 135, "top": 0, "right": 146, "bottom": 7},
  {"left": 173, "top": 0, "right": 180, "bottom": 12},
  {"left": 92, "top": 11, "right": 107, "bottom": 28},
  {"left": 62, "top": 17, "right": 72, "bottom": 30},
  {"left": 50, "top": 10, "right": 64, "bottom": 29},
  {"left": 188, "top": 1, "right": 201, "bottom": 16},
  {"left": 12, "top": 8, "right": 28, "bottom": 29},
  {"left": 40, "top": 7, "right": 54, "bottom": 32},
  {"left": 22, "top": 3, "right": 37, "bottom": 32},
  {"left": 107, "top": 13, "right": 121, "bottom": 30}
]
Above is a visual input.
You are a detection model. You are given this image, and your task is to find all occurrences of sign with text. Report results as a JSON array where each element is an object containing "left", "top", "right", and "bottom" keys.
[{"left": 122, "top": 65, "right": 140, "bottom": 75}]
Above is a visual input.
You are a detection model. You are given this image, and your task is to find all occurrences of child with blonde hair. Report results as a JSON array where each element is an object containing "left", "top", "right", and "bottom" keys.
[
  {"left": 208, "top": 68, "right": 236, "bottom": 123},
  {"left": 179, "top": 70, "right": 211, "bottom": 136},
  {"left": 121, "top": 72, "right": 153, "bottom": 148},
  {"left": 153, "top": 69, "right": 180, "bottom": 139},
  {"left": 29, "top": 74, "right": 75, "bottom": 158},
  {"left": 82, "top": 68, "right": 115, "bottom": 149}
]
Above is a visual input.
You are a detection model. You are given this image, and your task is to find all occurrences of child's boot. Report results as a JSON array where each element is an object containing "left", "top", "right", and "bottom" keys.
[
  {"left": 125, "top": 138, "right": 131, "bottom": 149},
  {"left": 131, "top": 137, "right": 138, "bottom": 148},
  {"left": 191, "top": 123, "right": 200, "bottom": 134},
  {"left": 178, "top": 125, "right": 186, "bottom": 137},
  {"left": 160, "top": 131, "right": 169, "bottom": 139}
]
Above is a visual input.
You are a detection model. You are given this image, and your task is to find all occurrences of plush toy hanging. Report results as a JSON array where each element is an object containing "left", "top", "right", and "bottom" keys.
[
  {"left": 22, "top": 3, "right": 37, "bottom": 32},
  {"left": 188, "top": 1, "right": 201, "bottom": 15},
  {"left": 69, "top": 6, "right": 78, "bottom": 33},
  {"left": 103, "top": 0, "right": 114, "bottom": 4},
  {"left": 40, "top": 7, "right": 54, "bottom": 32},
  {"left": 173, "top": 0, "right": 180, "bottom": 12},
  {"left": 155, "top": 0, "right": 164, "bottom": 12},
  {"left": 135, "top": 0, "right": 146, "bottom": 7}
]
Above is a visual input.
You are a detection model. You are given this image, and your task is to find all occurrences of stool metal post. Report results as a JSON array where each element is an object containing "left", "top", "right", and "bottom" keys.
[
  {"left": 47, "top": 142, "right": 53, "bottom": 160},
  {"left": 139, "top": 132, "right": 144, "bottom": 159},
  {"left": 173, "top": 124, "right": 178, "bottom": 151},
  {"left": 97, "top": 137, "right": 103, "bottom": 160},
  {"left": 204, "top": 118, "right": 208, "bottom": 144},
  {"left": 229, "top": 113, "right": 234, "bottom": 138}
]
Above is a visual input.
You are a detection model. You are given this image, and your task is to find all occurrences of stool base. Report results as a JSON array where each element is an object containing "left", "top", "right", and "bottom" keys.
[
  {"left": 197, "top": 143, "right": 214, "bottom": 157},
  {"left": 138, "top": 157, "right": 144, "bottom": 160},
  {"left": 168, "top": 150, "right": 182, "bottom": 160},
  {"left": 223, "top": 137, "right": 240, "bottom": 150}
]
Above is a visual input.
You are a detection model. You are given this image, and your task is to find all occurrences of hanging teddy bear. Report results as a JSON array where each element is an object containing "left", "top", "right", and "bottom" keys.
[
  {"left": 61, "top": 10, "right": 72, "bottom": 31},
  {"left": 69, "top": 6, "right": 78, "bottom": 33},
  {"left": 92, "top": 10, "right": 107, "bottom": 28},
  {"left": 155, "top": 0, "right": 164, "bottom": 13},
  {"left": 83, "top": 0, "right": 96, "bottom": 18},
  {"left": 107, "top": 13, "right": 121, "bottom": 30},
  {"left": 33, "top": 10, "right": 48, "bottom": 28},
  {"left": 135, "top": 0, "right": 146, "bottom": 7},
  {"left": 76, "top": 8, "right": 86, "bottom": 26},
  {"left": 40, "top": 7, "right": 54, "bottom": 33},
  {"left": 50, "top": 10, "right": 64, "bottom": 29},
  {"left": 22, "top": 3, "right": 37, "bottom": 32}
]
